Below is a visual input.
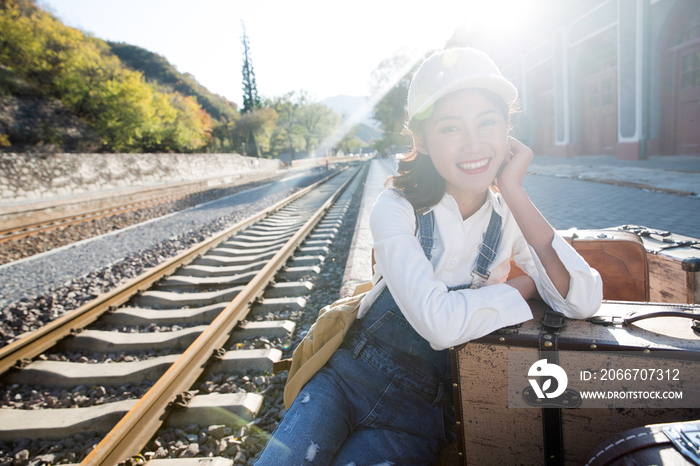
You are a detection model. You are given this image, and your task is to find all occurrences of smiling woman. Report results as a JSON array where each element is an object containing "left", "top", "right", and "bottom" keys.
[{"left": 253, "top": 47, "right": 603, "bottom": 466}]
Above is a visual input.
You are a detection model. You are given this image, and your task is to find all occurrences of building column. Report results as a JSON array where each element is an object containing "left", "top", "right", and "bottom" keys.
[
  {"left": 519, "top": 55, "right": 528, "bottom": 116},
  {"left": 616, "top": 0, "right": 645, "bottom": 159},
  {"left": 552, "top": 28, "right": 574, "bottom": 157}
]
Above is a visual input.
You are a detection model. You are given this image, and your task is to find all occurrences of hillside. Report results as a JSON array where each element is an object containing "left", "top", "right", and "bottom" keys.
[
  {"left": 0, "top": 0, "right": 215, "bottom": 152},
  {"left": 321, "top": 95, "right": 380, "bottom": 130},
  {"left": 108, "top": 42, "right": 238, "bottom": 124},
  {"left": 1, "top": 0, "right": 347, "bottom": 157},
  {"left": 354, "top": 123, "right": 382, "bottom": 144},
  {"left": 0, "top": 65, "right": 99, "bottom": 151}
]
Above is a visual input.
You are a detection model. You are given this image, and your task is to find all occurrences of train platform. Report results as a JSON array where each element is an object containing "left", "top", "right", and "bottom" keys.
[
  {"left": 339, "top": 158, "right": 394, "bottom": 298},
  {"left": 530, "top": 154, "right": 700, "bottom": 197}
]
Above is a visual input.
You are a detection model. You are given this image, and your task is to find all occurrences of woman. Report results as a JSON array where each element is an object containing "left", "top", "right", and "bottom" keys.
[{"left": 254, "top": 47, "right": 603, "bottom": 466}]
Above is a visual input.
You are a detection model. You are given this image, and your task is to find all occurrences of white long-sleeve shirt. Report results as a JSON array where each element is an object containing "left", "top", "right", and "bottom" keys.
[{"left": 358, "top": 188, "right": 603, "bottom": 351}]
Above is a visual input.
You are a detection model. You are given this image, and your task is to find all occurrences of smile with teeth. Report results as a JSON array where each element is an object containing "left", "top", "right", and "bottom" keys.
[{"left": 456, "top": 158, "right": 490, "bottom": 170}]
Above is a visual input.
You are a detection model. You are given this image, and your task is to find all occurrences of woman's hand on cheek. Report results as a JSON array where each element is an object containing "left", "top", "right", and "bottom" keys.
[{"left": 497, "top": 137, "right": 533, "bottom": 196}]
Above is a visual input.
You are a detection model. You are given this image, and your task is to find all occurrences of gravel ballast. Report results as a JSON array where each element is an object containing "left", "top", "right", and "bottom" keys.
[
  {"left": 0, "top": 163, "right": 367, "bottom": 465},
  {"left": 0, "top": 171, "right": 293, "bottom": 266},
  {"left": 137, "top": 163, "right": 369, "bottom": 465},
  {"left": 0, "top": 168, "right": 338, "bottom": 347}
]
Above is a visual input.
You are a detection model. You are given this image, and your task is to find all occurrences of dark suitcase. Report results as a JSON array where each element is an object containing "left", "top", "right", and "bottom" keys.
[
  {"left": 580, "top": 419, "right": 700, "bottom": 465},
  {"left": 451, "top": 299, "right": 700, "bottom": 465},
  {"left": 612, "top": 225, "right": 700, "bottom": 304}
]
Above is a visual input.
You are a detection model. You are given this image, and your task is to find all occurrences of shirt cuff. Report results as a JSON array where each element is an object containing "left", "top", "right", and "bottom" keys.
[
  {"left": 527, "top": 233, "right": 602, "bottom": 319},
  {"left": 495, "top": 283, "right": 536, "bottom": 326}
]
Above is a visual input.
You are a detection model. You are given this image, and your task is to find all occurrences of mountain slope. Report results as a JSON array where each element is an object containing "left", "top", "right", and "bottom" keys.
[
  {"left": 0, "top": 0, "right": 214, "bottom": 152},
  {"left": 108, "top": 42, "right": 238, "bottom": 124},
  {"left": 321, "top": 95, "right": 380, "bottom": 130},
  {"left": 354, "top": 123, "right": 382, "bottom": 144}
]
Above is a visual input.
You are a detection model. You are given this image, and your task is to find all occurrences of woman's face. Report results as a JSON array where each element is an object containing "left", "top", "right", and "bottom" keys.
[{"left": 416, "top": 89, "right": 509, "bottom": 200}]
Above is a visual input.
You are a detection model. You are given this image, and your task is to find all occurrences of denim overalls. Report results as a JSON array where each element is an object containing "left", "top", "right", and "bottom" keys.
[{"left": 254, "top": 209, "right": 502, "bottom": 466}]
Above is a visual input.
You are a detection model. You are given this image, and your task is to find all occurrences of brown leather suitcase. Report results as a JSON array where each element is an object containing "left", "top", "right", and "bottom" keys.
[
  {"left": 580, "top": 419, "right": 700, "bottom": 465},
  {"left": 450, "top": 300, "right": 700, "bottom": 466},
  {"left": 611, "top": 225, "right": 700, "bottom": 304},
  {"left": 559, "top": 229, "right": 649, "bottom": 302},
  {"left": 509, "top": 230, "right": 649, "bottom": 302}
]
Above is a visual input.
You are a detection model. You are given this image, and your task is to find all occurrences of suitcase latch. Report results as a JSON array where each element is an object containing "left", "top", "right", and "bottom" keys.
[
  {"left": 588, "top": 316, "right": 625, "bottom": 326},
  {"left": 540, "top": 310, "right": 566, "bottom": 330}
]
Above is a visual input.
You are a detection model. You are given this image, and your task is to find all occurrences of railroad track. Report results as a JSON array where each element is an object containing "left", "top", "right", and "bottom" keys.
[
  {"left": 0, "top": 169, "right": 291, "bottom": 245},
  {"left": 0, "top": 191, "right": 192, "bottom": 244},
  {"left": 0, "top": 163, "right": 367, "bottom": 465}
]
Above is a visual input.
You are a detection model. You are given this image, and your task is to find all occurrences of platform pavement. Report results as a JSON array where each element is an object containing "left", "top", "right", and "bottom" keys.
[
  {"left": 339, "top": 158, "right": 394, "bottom": 298},
  {"left": 339, "top": 154, "right": 700, "bottom": 297},
  {"left": 530, "top": 154, "right": 700, "bottom": 197}
]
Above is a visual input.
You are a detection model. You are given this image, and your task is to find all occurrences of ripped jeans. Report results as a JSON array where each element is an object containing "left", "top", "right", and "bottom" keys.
[{"left": 253, "top": 287, "right": 456, "bottom": 466}]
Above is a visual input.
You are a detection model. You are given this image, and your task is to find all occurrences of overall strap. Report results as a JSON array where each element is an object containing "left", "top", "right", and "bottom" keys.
[
  {"left": 415, "top": 210, "right": 437, "bottom": 261},
  {"left": 470, "top": 209, "right": 503, "bottom": 287},
  {"left": 415, "top": 207, "right": 503, "bottom": 285}
]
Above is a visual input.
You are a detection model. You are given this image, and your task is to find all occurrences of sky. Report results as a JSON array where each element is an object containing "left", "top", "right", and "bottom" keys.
[{"left": 38, "top": 0, "right": 537, "bottom": 108}]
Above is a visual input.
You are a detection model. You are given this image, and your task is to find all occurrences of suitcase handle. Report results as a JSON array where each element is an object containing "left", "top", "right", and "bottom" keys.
[
  {"left": 589, "top": 308, "right": 700, "bottom": 327},
  {"left": 624, "top": 310, "right": 700, "bottom": 325}
]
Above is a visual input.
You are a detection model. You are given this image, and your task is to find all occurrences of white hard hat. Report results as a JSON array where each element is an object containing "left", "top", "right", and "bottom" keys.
[{"left": 407, "top": 47, "right": 518, "bottom": 120}]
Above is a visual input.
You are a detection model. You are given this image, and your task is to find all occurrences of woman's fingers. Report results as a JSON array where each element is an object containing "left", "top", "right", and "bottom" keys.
[
  {"left": 499, "top": 137, "right": 533, "bottom": 190},
  {"left": 508, "top": 137, "right": 534, "bottom": 163}
]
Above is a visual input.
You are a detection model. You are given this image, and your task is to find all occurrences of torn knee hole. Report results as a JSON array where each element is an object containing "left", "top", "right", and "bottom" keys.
[{"left": 305, "top": 441, "right": 319, "bottom": 462}]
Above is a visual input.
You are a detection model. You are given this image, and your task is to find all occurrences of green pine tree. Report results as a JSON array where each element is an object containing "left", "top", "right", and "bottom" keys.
[{"left": 241, "top": 21, "right": 260, "bottom": 114}]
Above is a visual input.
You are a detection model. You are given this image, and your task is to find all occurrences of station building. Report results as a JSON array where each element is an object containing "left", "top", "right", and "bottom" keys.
[{"left": 450, "top": 0, "right": 700, "bottom": 159}]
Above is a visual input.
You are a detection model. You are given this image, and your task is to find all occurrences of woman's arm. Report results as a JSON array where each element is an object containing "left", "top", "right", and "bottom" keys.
[
  {"left": 370, "top": 191, "right": 534, "bottom": 350},
  {"left": 505, "top": 275, "right": 538, "bottom": 301},
  {"left": 498, "top": 137, "right": 571, "bottom": 298}
]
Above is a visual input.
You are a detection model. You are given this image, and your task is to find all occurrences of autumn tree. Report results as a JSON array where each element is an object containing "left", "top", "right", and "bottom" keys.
[
  {"left": 269, "top": 92, "right": 307, "bottom": 160},
  {"left": 160, "top": 92, "right": 213, "bottom": 152},
  {"left": 232, "top": 107, "right": 278, "bottom": 157},
  {"left": 298, "top": 102, "right": 339, "bottom": 156}
]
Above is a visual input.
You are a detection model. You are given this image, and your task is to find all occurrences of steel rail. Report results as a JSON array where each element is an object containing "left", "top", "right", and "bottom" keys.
[
  {"left": 0, "top": 169, "right": 344, "bottom": 376},
  {"left": 81, "top": 166, "right": 360, "bottom": 466},
  {"left": 0, "top": 193, "right": 185, "bottom": 243},
  {"left": 0, "top": 170, "right": 288, "bottom": 244}
]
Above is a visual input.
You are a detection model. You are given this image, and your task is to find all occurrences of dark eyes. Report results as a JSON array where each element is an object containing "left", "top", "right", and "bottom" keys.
[
  {"left": 439, "top": 120, "right": 497, "bottom": 133},
  {"left": 440, "top": 126, "right": 459, "bottom": 133}
]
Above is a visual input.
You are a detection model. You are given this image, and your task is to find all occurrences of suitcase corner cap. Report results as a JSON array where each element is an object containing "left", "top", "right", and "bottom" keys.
[{"left": 681, "top": 257, "right": 700, "bottom": 272}]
